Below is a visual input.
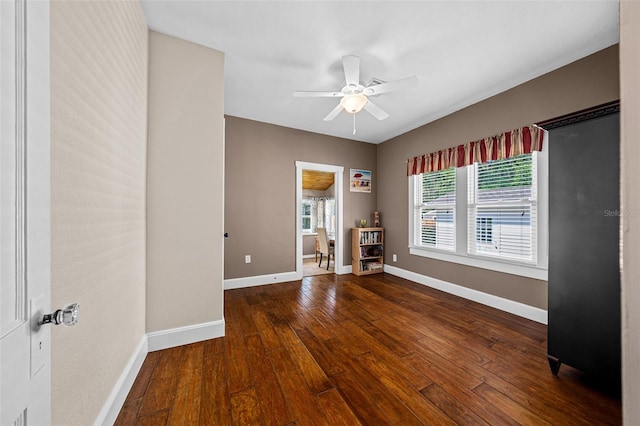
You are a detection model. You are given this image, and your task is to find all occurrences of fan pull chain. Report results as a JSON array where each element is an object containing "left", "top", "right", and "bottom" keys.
[{"left": 353, "top": 113, "right": 356, "bottom": 135}]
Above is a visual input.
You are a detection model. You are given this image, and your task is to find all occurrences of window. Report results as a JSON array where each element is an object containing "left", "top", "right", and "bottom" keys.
[
  {"left": 302, "top": 197, "right": 336, "bottom": 235},
  {"left": 468, "top": 154, "right": 537, "bottom": 263},
  {"left": 409, "top": 151, "right": 547, "bottom": 279},
  {"left": 302, "top": 200, "right": 312, "bottom": 232},
  {"left": 412, "top": 168, "right": 455, "bottom": 251}
]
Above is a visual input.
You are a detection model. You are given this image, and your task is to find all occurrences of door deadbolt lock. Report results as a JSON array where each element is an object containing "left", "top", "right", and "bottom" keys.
[{"left": 40, "top": 303, "right": 79, "bottom": 326}]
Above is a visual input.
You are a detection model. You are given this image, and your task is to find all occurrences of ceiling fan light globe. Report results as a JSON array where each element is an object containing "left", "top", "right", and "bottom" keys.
[{"left": 340, "top": 93, "right": 368, "bottom": 114}]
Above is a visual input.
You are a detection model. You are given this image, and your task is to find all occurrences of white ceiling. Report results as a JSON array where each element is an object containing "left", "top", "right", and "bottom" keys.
[{"left": 141, "top": 1, "right": 619, "bottom": 144}]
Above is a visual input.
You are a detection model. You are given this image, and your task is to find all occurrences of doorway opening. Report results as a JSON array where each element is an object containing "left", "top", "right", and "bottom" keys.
[{"left": 295, "top": 162, "right": 344, "bottom": 278}]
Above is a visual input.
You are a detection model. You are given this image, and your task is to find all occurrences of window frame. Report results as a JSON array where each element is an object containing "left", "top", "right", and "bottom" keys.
[{"left": 408, "top": 142, "right": 548, "bottom": 281}]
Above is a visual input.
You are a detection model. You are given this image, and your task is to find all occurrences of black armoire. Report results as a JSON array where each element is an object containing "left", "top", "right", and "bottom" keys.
[{"left": 545, "top": 103, "right": 620, "bottom": 386}]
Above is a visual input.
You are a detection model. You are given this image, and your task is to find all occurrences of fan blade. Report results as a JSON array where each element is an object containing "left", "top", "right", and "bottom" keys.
[
  {"left": 364, "top": 99, "right": 389, "bottom": 120},
  {"left": 343, "top": 55, "right": 360, "bottom": 88},
  {"left": 364, "top": 76, "right": 418, "bottom": 96},
  {"left": 294, "top": 91, "right": 344, "bottom": 98},
  {"left": 323, "top": 103, "right": 343, "bottom": 121}
]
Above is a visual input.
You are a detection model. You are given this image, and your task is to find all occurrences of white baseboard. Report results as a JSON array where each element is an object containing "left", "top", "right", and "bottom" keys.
[
  {"left": 383, "top": 264, "right": 548, "bottom": 324},
  {"left": 224, "top": 271, "right": 300, "bottom": 290},
  {"left": 94, "top": 335, "right": 148, "bottom": 426},
  {"left": 302, "top": 254, "right": 315, "bottom": 259},
  {"left": 147, "top": 319, "right": 226, "bottom": 352},
  {"left": 341, "top": 265, "right": 352, "bottom": 274}
]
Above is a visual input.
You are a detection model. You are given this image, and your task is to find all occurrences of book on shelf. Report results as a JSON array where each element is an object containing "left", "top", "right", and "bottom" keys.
[
  {"left": 359, "top": 231, "right": 381, "bottom": 245},
  {"left": 366, "top": 262, "right": 383, "bottom": 271}
]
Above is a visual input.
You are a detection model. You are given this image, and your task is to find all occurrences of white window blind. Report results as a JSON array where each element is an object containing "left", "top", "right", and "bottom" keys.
[
  {"left": 413, "top": 168, "right": 455, "bottom": 251},
  {"left": 468, "top": 154, "right": 537, "bottom": 263}
]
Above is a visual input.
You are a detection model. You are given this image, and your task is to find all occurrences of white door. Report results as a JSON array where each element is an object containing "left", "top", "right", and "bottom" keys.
[{"left": 1, "top": 0, "right": 51, "bottom": 424}]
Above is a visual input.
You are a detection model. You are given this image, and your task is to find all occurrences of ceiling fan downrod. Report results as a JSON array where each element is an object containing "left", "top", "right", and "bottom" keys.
[{"left": 353, "top": 113, "right": 356, "bottom": 135}]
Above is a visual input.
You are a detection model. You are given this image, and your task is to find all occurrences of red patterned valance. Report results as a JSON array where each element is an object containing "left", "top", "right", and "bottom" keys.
[{"left": 406, "top": 125, "right": 545, "bottom": 176}]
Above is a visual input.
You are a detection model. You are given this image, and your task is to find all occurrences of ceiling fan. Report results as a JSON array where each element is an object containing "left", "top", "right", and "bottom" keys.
[{"left": 294, "top": 55, "right": 418, "bottom": 124}]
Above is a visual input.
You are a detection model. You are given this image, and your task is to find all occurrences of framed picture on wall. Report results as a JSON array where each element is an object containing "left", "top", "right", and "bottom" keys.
[{"left": 350, "top": 169, "right": 371, "bottom": 193}]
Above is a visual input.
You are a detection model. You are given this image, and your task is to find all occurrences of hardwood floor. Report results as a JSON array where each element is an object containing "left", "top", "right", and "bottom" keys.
[{"left": 116, "top": 273, "right": 621, "bottom": 425}]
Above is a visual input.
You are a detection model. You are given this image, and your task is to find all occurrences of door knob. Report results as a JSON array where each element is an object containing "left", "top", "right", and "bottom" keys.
[{"left": 40, "top": 303, "right": 79, "bottom": 326}]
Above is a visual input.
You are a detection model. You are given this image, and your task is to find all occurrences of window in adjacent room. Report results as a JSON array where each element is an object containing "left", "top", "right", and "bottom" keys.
[{"left": 302, "top": 197, "right": 336, "bottom": 235}]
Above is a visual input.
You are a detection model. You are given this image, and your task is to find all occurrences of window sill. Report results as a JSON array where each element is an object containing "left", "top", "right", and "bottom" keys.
[{"left": 409, "top": 247, "right": 547, "bottom": 280}]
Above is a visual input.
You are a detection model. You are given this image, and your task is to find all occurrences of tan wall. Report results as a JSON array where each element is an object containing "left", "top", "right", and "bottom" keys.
[
  {"left": 377, "top": 46, "right": 619, "bottom": 309},
  {"left": 303, "top": 234, "right": 317, "bottom": 257},
  {"left": 620, "top": 1, "right": 640, "bottom": 423},
  {"left": 50, "top": 1, "right": 148, "bottom": 424},
  {"left": 225, "top": 117, "right": 377, "bottom": 279},
  {"left": 146, "top": 32, "right": 225, "bottom": 332}
]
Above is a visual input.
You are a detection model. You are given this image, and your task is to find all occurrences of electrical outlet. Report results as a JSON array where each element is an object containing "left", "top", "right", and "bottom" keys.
[
  {"left": 392, "top": 254, "right": 397, "bottom": 262},
  {"left": 245, "top": 255, "right": 251, "bottom": 264}
]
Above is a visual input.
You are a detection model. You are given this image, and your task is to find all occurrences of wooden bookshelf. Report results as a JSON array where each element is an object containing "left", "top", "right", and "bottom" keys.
[{"left": 351, "top": 227, "right": 384, "bottom": 276}]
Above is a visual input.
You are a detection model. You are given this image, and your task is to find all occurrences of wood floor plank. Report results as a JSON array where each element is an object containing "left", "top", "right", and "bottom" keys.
[
  {"left": 294, "top": 327, "right": 345, "bottom": 377},
  {"left": 167, "top": 343, "right": 203, "bottom": 425},
  {"left": 329, "top": 373, "right": 397, "bottom": 425},
  {"left": 416, "top": 333, "right": 491, "bottom": 369},
  {"left": 349, "top": 314, "right": 413, "bottom": 357},
  {"left": 137, "top": 346, "right": 184, "bottom": 417},
  {"left": 326, "top": 342, "right": 426, "bottom": 425},
  {"left": 113, "top": 397, "right": 141, "bottom": 426},
  {"left": 308, "top": 308, "right": 371, "bottom": 356},
  {"left": 471, "top": 382, "right": 551, "bottom": 426},
  {"left": 290, "top": 306, "right": 336, "bottom": 341},
  {"left": 420, "top": 383, "right": 491, "bottom": 426},
  {"left": 406, "top": 353, "right": 517, "bottom": 426},
  {"left": 267, "top": 347, "right": 327, "bottom": 425},
  {"left": 114, "top": 351, "right": 163, "bottom": 425},
  {"left": 224, "top": 319, "right": 252, "bottom": 394},
  {"left": 250, "top": 304, "right": 283, "bottom": 351},
  {"left": 273, "top": 322, "right": 333, "bottom": 394},
  {"left": 127, "top": 351, "right": 161, "bottom": 400},
  {"left": 356, "top": 352, "right": 455, "bottom": 425},
  {"left": 244, "top": 333, "right": 293, "bottom": 425},
  {"left": 234, "top": 291, "right": 259, "bottom": 336},
  {"left": 315, "top": 388, "right": 362, "bottom": 426},
  {"left": 136, "top": 409, "right": 169, "bottom": 426},
  {"left": 339, "top": 319, "right": 432, "bottom": 390},
  {"left": 202, "top": 335, "right": 224, "bottom": 357},
  {"left": 403, "top": 351, "right": 483, "bottom": 396},
  {"left": 200, "top": 350, "right": 232, "bottom": 425},
  {"left": 118, "top": 273, "right": 621, "bottom": 425},
  {"left": 335, "top": 298, "right": 379, "bottom": 323},
  {"left": 482, "top": 358, "right": 621, "bottom": 425},
  {"left": 230, "top": 387, "right": 262, "bottom": 426},
  {"left": 411, "top": 332, "right": 570, "bottom": 424}
]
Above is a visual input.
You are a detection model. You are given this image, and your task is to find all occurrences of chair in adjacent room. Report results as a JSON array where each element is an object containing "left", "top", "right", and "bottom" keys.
[{"left": 317, "top": 227, "right": 334, "bottom": 270}]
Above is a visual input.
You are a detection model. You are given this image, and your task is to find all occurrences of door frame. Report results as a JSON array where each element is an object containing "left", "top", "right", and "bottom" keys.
[{"left": 295, "top": 161, "right": 345, "bottom": 277}]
